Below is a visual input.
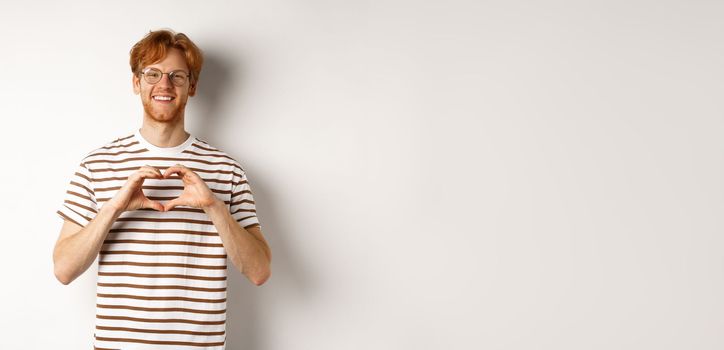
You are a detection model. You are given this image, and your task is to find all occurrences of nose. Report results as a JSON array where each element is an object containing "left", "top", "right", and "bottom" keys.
[{"left": 157, "top": 72, "right": 174, "bottom": 88}]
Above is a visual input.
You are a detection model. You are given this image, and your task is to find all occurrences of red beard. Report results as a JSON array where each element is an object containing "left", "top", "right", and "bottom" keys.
[{"left": 142, "top": 96, "right": 187, "bottom": 123}]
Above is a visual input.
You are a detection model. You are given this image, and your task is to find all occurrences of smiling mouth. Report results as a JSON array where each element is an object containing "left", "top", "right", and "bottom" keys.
[{"left": 152, "top": 96, "right": 176, "bottom": 102}]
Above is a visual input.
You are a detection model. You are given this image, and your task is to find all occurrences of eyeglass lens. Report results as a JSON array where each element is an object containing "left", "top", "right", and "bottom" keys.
[{"left": 142, "top": 68, "right": 189, "bottom": 86}]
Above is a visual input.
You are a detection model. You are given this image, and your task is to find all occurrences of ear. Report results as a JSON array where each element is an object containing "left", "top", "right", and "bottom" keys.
[
  {"left": 188, "top": 81, "right": 197, "bottom": 97},
  {"left": 132, "top": 74, "right": 140, "bottom": 95}
]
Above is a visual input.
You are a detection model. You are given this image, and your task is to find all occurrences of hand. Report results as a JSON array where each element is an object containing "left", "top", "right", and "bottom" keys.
[
  {"left": 161, "top": 164, "right": 220, "bottom": 212},
  {"left": 105, "top": 165, "right": 165, "bottom": 213}
]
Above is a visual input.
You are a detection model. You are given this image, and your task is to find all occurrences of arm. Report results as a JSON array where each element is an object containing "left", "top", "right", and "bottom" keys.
[
  {"left": 53, "top": 205, "right": 122, "bottom": 285},
  {"left": 204, "top": 201, "right": 271, "bottom": 286},
  {"left": 53, "top": 165, "right": 166, "bottom": 285},
  {"left": 162, "top": 164, "right": 272, "bottom": 286}
]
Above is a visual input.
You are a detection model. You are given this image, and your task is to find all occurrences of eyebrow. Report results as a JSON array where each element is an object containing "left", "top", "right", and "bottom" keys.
[{"left": 144, "top": 66, "right": 190, "bottom": 72}]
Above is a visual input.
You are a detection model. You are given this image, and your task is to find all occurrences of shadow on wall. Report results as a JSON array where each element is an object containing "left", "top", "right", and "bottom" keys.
[
  {"left": 194, "top": 51, "right": 316, "bottom": 350},
  {"left": 192, "top": 51, "right": 228, "bottom": 139}
]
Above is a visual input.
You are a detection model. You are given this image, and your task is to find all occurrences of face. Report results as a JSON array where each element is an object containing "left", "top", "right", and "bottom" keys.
[{"left": 133, "top": 48, "right": 196, "bottom": 123}]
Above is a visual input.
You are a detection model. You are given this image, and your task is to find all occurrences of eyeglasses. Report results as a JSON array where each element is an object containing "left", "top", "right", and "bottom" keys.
[{"left": 139, "top": 67, "right": 191, "bottom": 86}]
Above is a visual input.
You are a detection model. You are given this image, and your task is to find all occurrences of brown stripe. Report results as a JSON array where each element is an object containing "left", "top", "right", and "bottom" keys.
[
  {"left": 87, "top": 166, "right": 241, "bottom": 178},
  {"left": 113, "top": 217, "right": 214, "bottom": 225},
  {"left": 103, "top": 239, "right": 224, "bottom": 248},
  {"left": 74, "top": 171, "right": 91, "bottom": 182},
  {"left": 85, "top": 156, "right": 234, "bottom": 167},
  {"left": 138, "top": 206, "right": 206, "bottom": 214},
  {"left": 108, "top": 228, "right": 219, "bottom": 237},
  {"left": 191, "top": 143, "right": 219, "bottom": 152},
  {"left": 99, "top": 261, "right": 226, "bottom": 270},
  {"left": 100, "top": 140, "right": 139, "bottom": 149},
  {"left": 69, "top": 180, "right": 93, "bottom": 194},
  {"left": 97, "top": 303, "right": 226, "bottom": 314},
  {"left": 64, "top": 200, "right": 98, "bottom": 213},
  {"left": 97, "top": 282, "right": 225, "bottom": 292},
  {"left": 89, "top": 175, "right": 128, "bottom": 182},
  {"left": 90, "top": 149, "right": 147, "bottom": 157},
  {"left": 97, "top": 293, "right": 226, "bottom": 303},
  {"left": 97, "top": 195, "right": 221, "bottom": 202},
  {"left": 57, "top": 210, "right": 83, "bottom": 227},
  {"left": 96, "top": 325, "right": 225, "bottom": 336},
  {"left": 235, "top": 215, "right": 258, "bottom": 223},
  {"left": 66, "top": 205, "right": 94, "bottom": 222},
  {"left": 96, "top": 185, "right": 184, "bottom": 192},
  {"left": 232, "top": 208, "right": 257, "bottom": 214},
  {"left": 98, "top": 272, "right": 226, "bottom": 281},
  {"left": 231, "top": 199, "right": 255, "bottom": 206},
  {"left": 95, "top": 184, "right": 231, "bottom": 195},
  {"left": 98, "top": 198, "right": 234, "bottom": 209},
  {"left": 114, "top": 134, "right": 135, "bottom": 142},
  {"left": 183, "top": 148, "right": 234, "bottom": 161},
  {"left": 100, "top": 250, "right": 227, "bottom": 259},
  {"left": 92, "top": 174, "right": 233, "bottom": 184},
  {"left": 94, "top": 336, "right": 224, "bottom": 347},
  {"left": 97, "top": 197, "right": 231, "bottom": 205},
  {"left": 67, "top": 190, "right": 95, "bottom": 203},
  {"left": 231, "top": 189, "right": 251, "bottom": 197}
]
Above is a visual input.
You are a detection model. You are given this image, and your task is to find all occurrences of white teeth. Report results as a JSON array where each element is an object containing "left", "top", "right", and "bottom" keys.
[{"left": 153, "top": 96, "right": 173, "bottom": 101}]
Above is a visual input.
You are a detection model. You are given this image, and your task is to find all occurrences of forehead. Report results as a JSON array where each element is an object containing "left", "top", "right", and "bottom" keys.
[{"left": 145, "top": 48, "right": 189, "bottom": 71}]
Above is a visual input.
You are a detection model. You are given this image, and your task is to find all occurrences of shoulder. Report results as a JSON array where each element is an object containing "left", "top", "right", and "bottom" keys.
[
  {"left": 189, "top": 137, "right": 247, "bottom": 174},
  {"left": 79, "top": 132, "right": 139, "bottom": 165}
]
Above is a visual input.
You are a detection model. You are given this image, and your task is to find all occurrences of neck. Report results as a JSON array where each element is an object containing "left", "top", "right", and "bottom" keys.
[{"left": 139, "top": 115, "right": 189, "bottom": 148}]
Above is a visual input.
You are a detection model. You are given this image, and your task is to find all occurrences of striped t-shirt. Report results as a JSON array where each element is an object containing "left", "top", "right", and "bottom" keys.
[{"left": 56, "top": 129, "right": 261, "bottom": 350}]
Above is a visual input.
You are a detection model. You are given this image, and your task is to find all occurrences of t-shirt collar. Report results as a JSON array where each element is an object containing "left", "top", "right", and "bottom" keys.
[{"left": 134, "top": 128, "right": 195, "bottom": 155}]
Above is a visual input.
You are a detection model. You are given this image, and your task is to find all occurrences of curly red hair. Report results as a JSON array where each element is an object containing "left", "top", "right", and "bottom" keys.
[{"left": 129, "top": 29, "right": 204, "bottom": 86}]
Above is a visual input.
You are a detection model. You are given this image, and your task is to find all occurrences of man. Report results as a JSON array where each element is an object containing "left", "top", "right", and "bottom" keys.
[{"left": 53, "top": 29, "right": 271, "bottom": 349}]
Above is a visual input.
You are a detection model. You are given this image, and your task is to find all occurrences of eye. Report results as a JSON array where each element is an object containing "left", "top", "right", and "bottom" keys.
[
  {"left": 145, "top": 70, "right": 161, "bottom": 79},
  {"left": 171, "top": 71, "right": 188, "bottom": 84}
]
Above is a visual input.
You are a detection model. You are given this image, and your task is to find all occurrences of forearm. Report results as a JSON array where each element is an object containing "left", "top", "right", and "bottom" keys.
[
  {"left": 204, "top": 200, "right": 270, "bottom": 285},
  {"left": 53, "top": 204, "right": 122, "bottom": 284}
]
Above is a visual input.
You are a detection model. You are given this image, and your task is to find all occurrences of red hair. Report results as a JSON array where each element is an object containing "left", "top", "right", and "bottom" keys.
[{"left": 129, "top": 29, "right": 204, "bottom": 85}]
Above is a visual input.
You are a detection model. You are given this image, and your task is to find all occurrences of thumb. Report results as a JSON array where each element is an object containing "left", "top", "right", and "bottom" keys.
[
  {"left": 143, "top": 198, "right": 165, "bottom": 212},
  {"left": 163, "top": 197, "right": 185, "bottom": 212}
]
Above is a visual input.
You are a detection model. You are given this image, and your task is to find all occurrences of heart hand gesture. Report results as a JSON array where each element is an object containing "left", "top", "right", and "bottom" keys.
[
  {"left": 161, "top": 164, "right": 220, "bottom": 212},
  {"left": 106, "top": 165, "right": 166, "bottom": 213}
]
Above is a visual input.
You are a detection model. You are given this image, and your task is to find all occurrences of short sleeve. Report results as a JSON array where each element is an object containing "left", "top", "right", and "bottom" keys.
[
  {"left": 56, "top": 161, "right": 98, "bottom": 227},
  {"left": 230, "top": 166, "right": 261, "bottom": 229}
]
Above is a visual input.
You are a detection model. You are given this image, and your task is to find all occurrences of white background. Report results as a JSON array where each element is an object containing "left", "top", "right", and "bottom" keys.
[{"left": 0, "top": 0, "right": 722, "bottom": 349}]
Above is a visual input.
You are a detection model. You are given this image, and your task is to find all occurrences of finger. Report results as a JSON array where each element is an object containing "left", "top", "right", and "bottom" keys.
[
  {"left": 141, "top": 165, "right": 163, "bottom": 176},
  {"left": 143, "top": 198, "right": 165, "bottom": 212},
  {"left": 125, "top": 171, "right": 155, "bottom": 187},
  {"left": 164, "top": 164, "right": 185, "bottom": 173},
  {"left": 163, "top": 197, "right": 187, "bottom": 212},
  {"left": 129, "top": 171, "right": 161, "bottom": 186},
  {"left": 132, "top": 168, "right": 160, "bottom": 178},
  {"left": 140, "top": 170, "right": 163, "bottom": 179},
  {"left": 163, "top": 165, "right": 187, "bottom": 179},
  {"left": 145, "top": 165, "right": 163, "bottom": 177},
  {"left": 136, "top": 165, "right": 156, "bottom": 176}
]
